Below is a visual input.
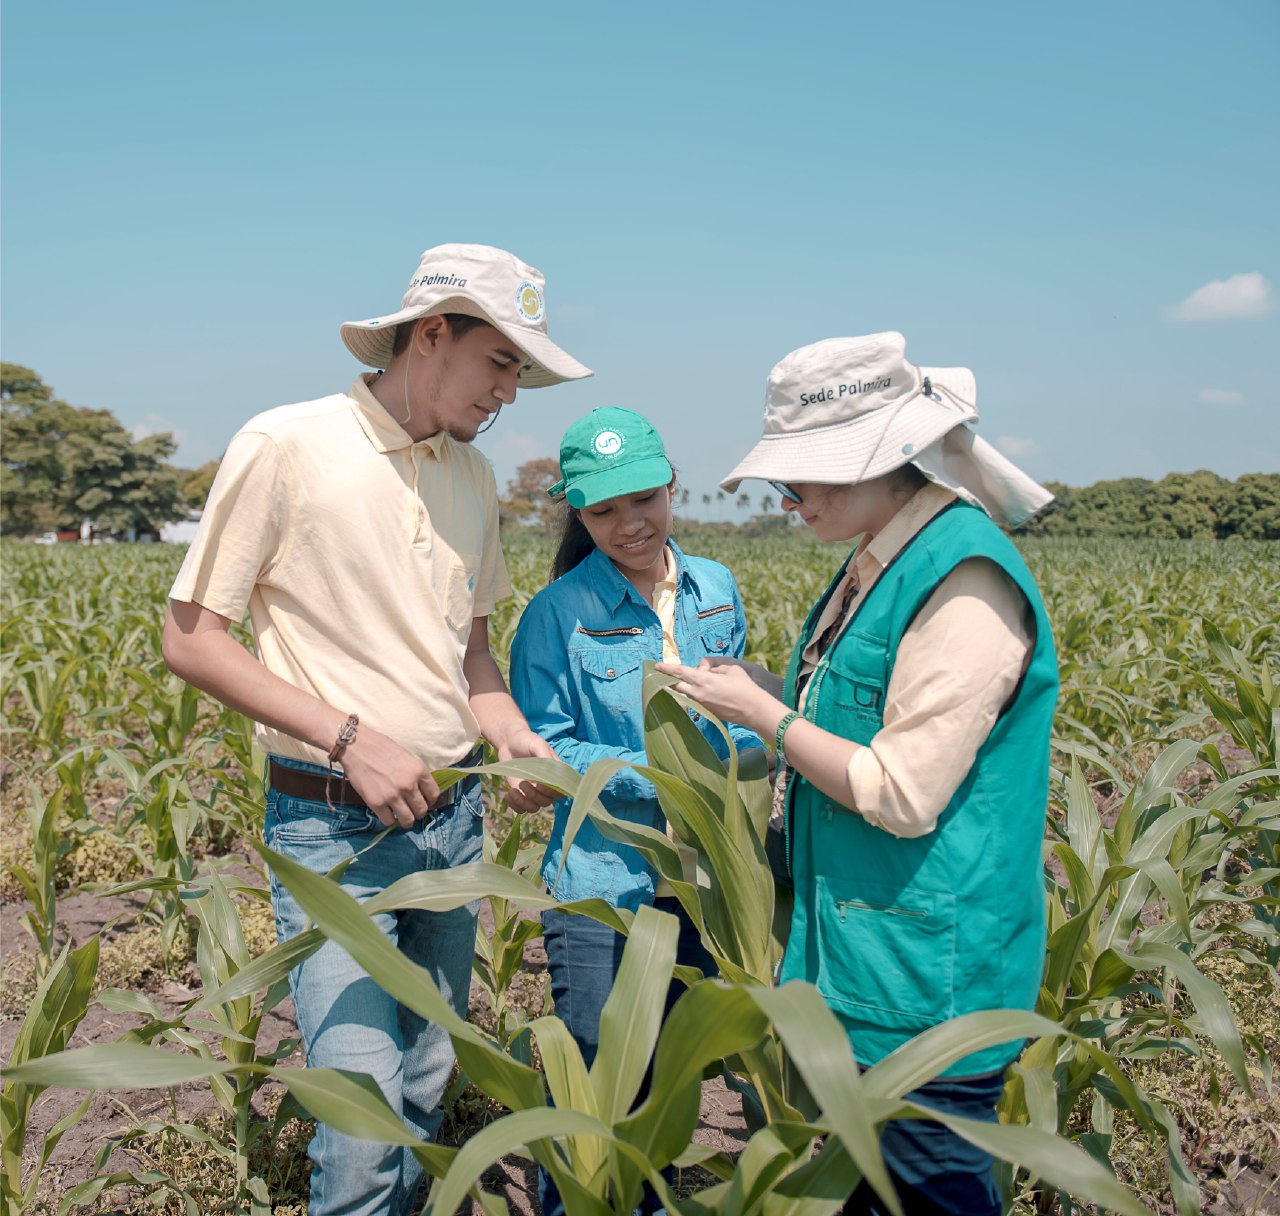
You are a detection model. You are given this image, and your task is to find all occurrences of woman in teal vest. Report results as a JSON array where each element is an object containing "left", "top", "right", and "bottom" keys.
[{"left": 658, "top": 333, "right": 1058, "bottom": 1216}]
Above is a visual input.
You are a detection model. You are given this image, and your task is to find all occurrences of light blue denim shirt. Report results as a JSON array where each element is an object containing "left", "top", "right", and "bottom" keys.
[{"left": 510, "top": 541, "right": 763, "bottom": 911}]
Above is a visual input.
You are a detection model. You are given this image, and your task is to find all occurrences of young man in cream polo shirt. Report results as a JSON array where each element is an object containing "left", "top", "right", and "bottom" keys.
[{"left": 163, "top": 244, "right": 591, "bottom": 1216}]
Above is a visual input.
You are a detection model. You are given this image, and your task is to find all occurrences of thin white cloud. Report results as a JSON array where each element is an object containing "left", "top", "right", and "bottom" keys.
[
  {"left": 1199, "top": 388, "right": 1246, "bottom": 408},
  {"left": 1166, "top": 272, "right": 1274, "bottom": 321},
  {"left": 996, "top": 435, "right": 1037, "bottom": 457},
  {"left": 131, "top": 414, "right": 186, "bottom": 445}
]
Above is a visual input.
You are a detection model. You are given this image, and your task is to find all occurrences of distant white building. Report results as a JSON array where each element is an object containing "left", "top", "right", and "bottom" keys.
[{"left": 161, "top": 512, "right": 201, "bottom": 544}]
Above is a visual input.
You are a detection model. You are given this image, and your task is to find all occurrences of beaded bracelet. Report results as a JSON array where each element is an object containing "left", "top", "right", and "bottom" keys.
[
  {"left": 774, "top": 710, "right": 800, "bottom": 761},
  {"left": 325, "top": 713, "right": 359, "bottom": 813}
]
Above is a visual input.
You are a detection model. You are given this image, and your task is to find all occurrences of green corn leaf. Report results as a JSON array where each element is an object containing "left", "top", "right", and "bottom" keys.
[
  {"left": 95, "top": 987, "right": 168, "bottom": 1020},
  {"left": 190, "top": 927, "right": 324, "bottom": 1012},
  {"left": 433, "top": 755, "right": 582, "bottom": 797},
  {"left": 272, "top": 1066, "right": 454, "bottom": 1174},
  {"left": 1118, "top": 941, "right": 1249, "bottom": 1089},
  {"left": 920, "top": 1109, "right": 1147, "bottom": 1216},
  {"left": 747, "top": 983, "right": 900, "bottom": 1216},
  {"left": 254, "top": 841, "right": 546, "bottom": 1114},
  {"left": 619, "top": 981, "right": 770, "bottom": 1167},
  {"left": 592, "top": 904, "right": 678, "bottom": 1123},
  {"left": 9, "top": 935, "right": 100, "bottom": 1069},
  {"left": 862, "top": 1009, "right": 1062, "bottom": 1099},
  {"left": 4, "top": 1042, "right": 243, "bottom": 1089},
  {"left": 530, "top": 1015, "right": 596, "bottom": 1116},
  {"left": 427, "top": 1106, "right": 617, "bottom": 1216}
]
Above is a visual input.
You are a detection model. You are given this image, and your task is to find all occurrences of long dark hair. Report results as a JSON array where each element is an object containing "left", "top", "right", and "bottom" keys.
[
  {"left": 550, "top": 508, "right": 595, "bottom": 581},
  {"left": 548, "top": 469, "right": 679, "bottom": 583}
]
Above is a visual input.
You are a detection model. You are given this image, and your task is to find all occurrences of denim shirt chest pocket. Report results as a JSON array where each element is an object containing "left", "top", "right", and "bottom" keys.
[
  {"left": 689, "top": 606, "right": 735, "bottom": 659},
  {"left": 571, "top": 642, "right": 649, "bottom": 748}
]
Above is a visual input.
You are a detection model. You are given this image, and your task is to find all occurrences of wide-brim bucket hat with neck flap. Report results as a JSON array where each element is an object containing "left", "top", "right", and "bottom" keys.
[
  {"left": 721, "top": 331, "right": 1052, "bottom": 527},
  {"left": 340, "top": 243, "right": 593, "bottom": 388}
]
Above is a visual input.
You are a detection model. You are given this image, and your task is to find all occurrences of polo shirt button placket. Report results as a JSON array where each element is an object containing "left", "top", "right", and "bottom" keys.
[{"left": 411, "top": 444, "right": 434, "bottom": 550}]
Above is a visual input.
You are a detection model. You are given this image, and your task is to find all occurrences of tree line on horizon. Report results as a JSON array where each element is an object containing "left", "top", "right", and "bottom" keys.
[
  {"left": 499, "top": 457, "right": 1280, "bottom": 541},
  {"left": 2, "top": 364, "right": 1276, "bottom": 541},
  {"left": 1, "top": 364, "right": 216, "bottom": 537}
]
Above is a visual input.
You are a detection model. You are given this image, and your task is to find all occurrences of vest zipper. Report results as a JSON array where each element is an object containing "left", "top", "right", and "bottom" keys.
[{"left": 835, "top": 898, "right": 926, "bottom": 922}]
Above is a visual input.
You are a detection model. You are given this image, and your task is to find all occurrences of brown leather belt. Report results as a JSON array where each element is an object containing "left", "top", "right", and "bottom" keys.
[{"left": 268, "top": 743, "right": 484, "bottom": 812}]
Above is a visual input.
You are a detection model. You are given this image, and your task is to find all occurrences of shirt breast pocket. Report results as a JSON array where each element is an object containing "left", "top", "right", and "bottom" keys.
[
  {"left": 573, "top": 647, "right": 646, "bottom": 735},
  {"left": 692, "top": 622, "right": 734, "bottom": 660},
  {"left": 444, "top": 551, "right": 481, "bottom": 634}
]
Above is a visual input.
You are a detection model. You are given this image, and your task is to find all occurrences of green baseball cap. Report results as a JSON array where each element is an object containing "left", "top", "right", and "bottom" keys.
[{"left": 547, "top": 407, "right": 674, "bottom": 508}]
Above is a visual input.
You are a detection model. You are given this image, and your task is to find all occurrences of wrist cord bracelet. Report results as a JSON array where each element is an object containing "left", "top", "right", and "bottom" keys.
[
  {"left": 325, "top": 713, "right": 359, "bottom": 812},
  {"left": 774, "top": 711, "right": 800, "bottom": 762}
]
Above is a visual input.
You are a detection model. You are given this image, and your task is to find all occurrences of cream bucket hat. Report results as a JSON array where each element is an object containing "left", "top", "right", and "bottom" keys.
[
  {"left": 341, "top": 243, "right": 593, "bottom": 388},
  {"left": 721, "top": 332, "right": 1052, "bottom": 527}
]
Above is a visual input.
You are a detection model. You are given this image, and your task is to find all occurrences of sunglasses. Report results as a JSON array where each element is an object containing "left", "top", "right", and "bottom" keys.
[{"left": 766, "top": 480, "right": 803, "bottom": 505}]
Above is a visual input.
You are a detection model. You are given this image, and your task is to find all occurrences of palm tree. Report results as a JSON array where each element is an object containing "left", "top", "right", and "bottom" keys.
[
  {"left": 760, "top": 493, "right": 775, "bottom": 514},
  {"left": 736, "top": 492, "right": 751, "bottom": 514}
]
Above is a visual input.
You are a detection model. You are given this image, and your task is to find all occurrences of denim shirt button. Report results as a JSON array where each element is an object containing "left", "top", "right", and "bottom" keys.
[{"left": 606, "top": 668, "right": 615, "bottom": 678}]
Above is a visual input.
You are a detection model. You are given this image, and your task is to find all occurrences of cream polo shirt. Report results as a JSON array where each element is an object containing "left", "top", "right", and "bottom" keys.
[
  {"left": 797, "top": 482, "right": 1033, "bottom": 839},
  {"left": 170, "top": 375, "right": 512, "bottom": 770}
]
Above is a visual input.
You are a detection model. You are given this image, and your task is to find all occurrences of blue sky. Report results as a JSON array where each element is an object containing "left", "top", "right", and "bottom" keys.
[{"left": 3, "top": 0, "right": 1277, "bottom": 515}]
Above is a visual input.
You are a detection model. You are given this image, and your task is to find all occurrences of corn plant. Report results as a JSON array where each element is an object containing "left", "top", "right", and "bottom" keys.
[
  {"left": 261, "top": 836, "right": 1152, "bottom": 1216},
  {"left": 0, "top": 935, "right": 99, "bottom": 1215},
  {"left": 49, "top": 868, "right": 295, "bottom": 1214},
  {"left": 998, "top": 737, "right": 1280, "bottom": 1215},
  {"left": 4, "top": 785, "right": 77, "bottom": 976},
  {"left": 88, "top": 745, "right": 237, "bottom": 962},
  {"left": 4, "top": 653, "right": 83, "bottom": 756},
  {"left": 471, "top": 813, "right": 549, "bottom": 1061}
]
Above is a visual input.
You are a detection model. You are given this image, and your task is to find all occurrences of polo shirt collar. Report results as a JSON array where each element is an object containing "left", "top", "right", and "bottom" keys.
[{"left": 348, "top": 374, "right": 449, "bottom": 460}]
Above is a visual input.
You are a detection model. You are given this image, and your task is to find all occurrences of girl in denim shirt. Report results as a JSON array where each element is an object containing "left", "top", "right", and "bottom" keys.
[{"left": 510, "top": 407, "right": 762, "bottom": 1216}]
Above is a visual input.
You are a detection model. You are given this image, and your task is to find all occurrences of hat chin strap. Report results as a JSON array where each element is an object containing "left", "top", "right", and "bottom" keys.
[
  {"left": 476, "top": 405, "right": 501, "bottom": 435},
  {"left": 398, "top": 342, "right": 414, "bottom": 427}
]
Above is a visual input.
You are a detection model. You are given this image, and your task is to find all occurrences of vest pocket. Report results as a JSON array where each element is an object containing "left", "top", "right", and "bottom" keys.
[
  {"left": 813, "top": 874, "right": 957, "bottom": 1031},
  {"left": 821, "top": 633, "right": 889, "bottom": 735}
]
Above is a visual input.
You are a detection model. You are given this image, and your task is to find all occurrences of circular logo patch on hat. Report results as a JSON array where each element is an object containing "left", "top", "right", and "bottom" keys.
[
  {"left": 593, "top": 429, "right": 624, "bottom": 458},
  {"left": 515, "top": 280, "right": 545, "bottom": 324}
]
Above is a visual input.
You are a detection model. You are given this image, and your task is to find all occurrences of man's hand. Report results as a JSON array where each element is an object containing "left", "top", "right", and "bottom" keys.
[
  {"left": 496, "top": 729, "right": 560, "bottom": 814},
  {"left": 164, "top": 600, "right": 439, "bottom": 831},
  {"left": 339, "top": 726, "right": 442, "bottom": 830}
]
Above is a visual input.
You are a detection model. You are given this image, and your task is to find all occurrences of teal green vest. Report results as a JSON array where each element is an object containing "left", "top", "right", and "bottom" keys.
[{"left": 778, "top": 502, "right": 1057, "bottom": 1076}]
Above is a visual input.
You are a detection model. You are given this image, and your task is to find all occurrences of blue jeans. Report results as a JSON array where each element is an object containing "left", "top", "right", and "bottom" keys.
[
  {"left": 843, "top": 1069, "right": 1007, "bottom": 1216},
  {"left": 264, "top": 756, "right": 483, "bottom": 1216},
  {"left": 538, "top": 898, "right": 715, "bottom": 1216}
]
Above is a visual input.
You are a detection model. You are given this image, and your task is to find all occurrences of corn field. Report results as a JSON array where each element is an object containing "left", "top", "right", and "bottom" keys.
[{"left": 1, "top": 533, "right": 1277, "bottom": 1215}]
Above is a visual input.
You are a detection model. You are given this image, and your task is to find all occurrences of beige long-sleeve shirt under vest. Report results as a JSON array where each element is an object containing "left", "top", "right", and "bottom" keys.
[{"left": 796, "top": 482, "right": 1034, "bottom": 838}]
